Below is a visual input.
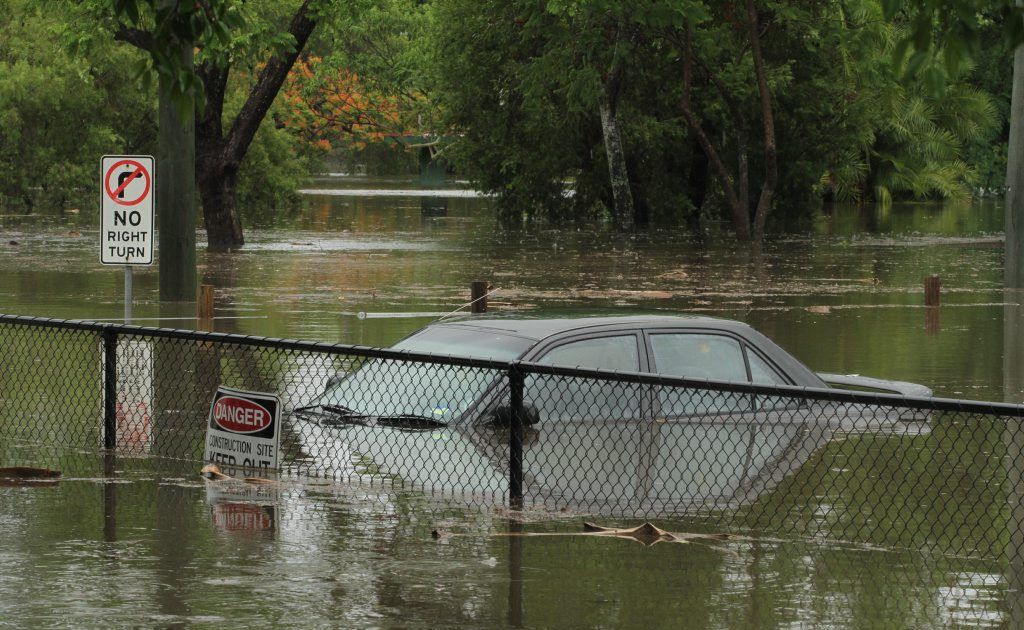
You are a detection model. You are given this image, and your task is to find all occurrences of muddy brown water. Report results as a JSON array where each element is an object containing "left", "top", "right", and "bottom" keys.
[{"left": 0, "top": 177, "right": 1018, "bottom": 627}]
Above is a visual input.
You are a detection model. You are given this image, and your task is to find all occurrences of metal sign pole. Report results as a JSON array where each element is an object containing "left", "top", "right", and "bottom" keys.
[{"left": 124, "top": 265, "right": 133, "bottom": 324}]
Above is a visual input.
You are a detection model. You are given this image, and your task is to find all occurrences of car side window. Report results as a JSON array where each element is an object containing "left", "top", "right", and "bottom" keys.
[
  {"left": 537, "top": 335, "right": 639, "bottom": 371},
  {"left": 747, "top": 350, "right": 787, "bottom": 384},
  {"left": 526, "top": 335, "right": 642, "bottom": 422},
  {"left": 649, "top": 333, "right": 750, "bottom": 416},
  {"left": 745, "top": 347, "right": 795, "bottom": 410},
  {"left": 650, "top": 334, "right": 747, "bottom": 381}
]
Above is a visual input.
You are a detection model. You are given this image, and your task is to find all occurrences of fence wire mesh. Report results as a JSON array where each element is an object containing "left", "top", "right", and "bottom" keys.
[{"left": 2, "top": 314, "right": 1023, "bottom": 566}]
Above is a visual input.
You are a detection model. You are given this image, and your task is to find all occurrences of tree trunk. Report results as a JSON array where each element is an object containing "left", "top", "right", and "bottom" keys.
[
  {"left": 194, "top": 1, "right": 317, "bottom": 251},
  {"left": 746, "top": 0, "right": 777, "bottom": 245},
  {"left": 679, "top": 27, "right": 751, "bottom": 240},
  {"left": 157, "top": 38, "right": 197, "bottom": 302},
  {"left": 198, "top": 166, "right": 243, "bottom": 251},
  {"left": 599, "top": 22, "right": 635, "bottom": 232},
  {"left": 599, "top": 93, "right": 635, "bottom": 231},
  {"left": 1006, "top": 3, "right": 1024, "bottom": 288}
]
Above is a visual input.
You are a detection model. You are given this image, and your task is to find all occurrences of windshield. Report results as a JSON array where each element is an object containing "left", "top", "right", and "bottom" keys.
[{"left": 313, "top": 326, "right": 534, "bottom": 421}]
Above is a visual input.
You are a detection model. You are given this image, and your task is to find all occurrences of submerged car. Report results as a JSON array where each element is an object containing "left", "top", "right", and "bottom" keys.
[{"left": 294, "top": 314, "right": 931, "bottom": 513}]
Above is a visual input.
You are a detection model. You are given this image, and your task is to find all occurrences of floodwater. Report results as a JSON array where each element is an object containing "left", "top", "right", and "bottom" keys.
[{"left": 0, "top": 175, "right": 1020, "bottom": 627}]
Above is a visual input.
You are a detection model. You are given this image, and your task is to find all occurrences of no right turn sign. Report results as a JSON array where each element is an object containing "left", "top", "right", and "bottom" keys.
[{"left": 101, "top": 155, "right": 154, "bottom": 265}]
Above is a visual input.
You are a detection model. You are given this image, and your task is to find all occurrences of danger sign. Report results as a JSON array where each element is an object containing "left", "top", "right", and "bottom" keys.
[
  {"left": 204, "top": 386, "right": 282, "bottom": 471},
  {"left": 101, "top": 155, "right": 154, "bottom": 265}
]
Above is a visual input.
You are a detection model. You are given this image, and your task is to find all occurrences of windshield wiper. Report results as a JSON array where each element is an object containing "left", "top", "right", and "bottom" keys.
[
  {"left": 293, "top": 403, "right": 369, "bottom": 425},
  {"left": 373, "top": 414, "right": 448, "bottom": 432},
  {"left": 294, "top": 406, "right": 447, "bottom": 431},
  {"left": 322, "top": 404, "right": 364, "bottom": 417}
]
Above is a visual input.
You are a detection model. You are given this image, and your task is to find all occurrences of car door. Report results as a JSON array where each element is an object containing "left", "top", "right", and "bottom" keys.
[
  {"left": 639, "top": 329, "right": 815, "bottom": 509},
  {"left": 519, "top": 331, "right": 649, "bottom": 509}
]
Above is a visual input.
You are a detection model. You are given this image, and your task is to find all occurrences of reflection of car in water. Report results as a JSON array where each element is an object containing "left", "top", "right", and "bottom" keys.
[{"left": 294, "top": 314, "right": 932, "bottom": 513}]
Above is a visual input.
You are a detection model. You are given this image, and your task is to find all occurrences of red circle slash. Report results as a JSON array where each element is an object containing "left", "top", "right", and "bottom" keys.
[{"left": 104, "top": 159, "right": 151, "bottom": 207}]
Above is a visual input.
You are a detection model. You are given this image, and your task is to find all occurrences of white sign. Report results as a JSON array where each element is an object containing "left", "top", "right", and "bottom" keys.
[
  {"left": 115, "top": 338, "right": 153, "bottom": 454},
  {"left": 101, "top": 155, "right": 154, "bottom": 265},
  {"left": 204, "top": 386, "right": 282, "bottom": 471}
]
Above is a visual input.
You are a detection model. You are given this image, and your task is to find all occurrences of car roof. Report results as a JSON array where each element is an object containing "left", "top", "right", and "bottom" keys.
[{"left": 425, "top": 313, "right": 750, "bottom": 342}]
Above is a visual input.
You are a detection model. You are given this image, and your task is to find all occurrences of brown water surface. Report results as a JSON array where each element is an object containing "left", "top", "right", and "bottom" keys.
[{"left": 0, "top": 177, "right": 1016, "bottom": 627}]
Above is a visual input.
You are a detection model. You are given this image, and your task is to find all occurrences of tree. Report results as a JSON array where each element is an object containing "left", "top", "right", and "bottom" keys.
[
  {"left": 431, "top": 0, "right": 898, "bottom": 241},
  {"left": 431, "top": 0, "right": 710, "bottom": 229},
  {"left": 192, "top": 3, "right": 318, "bottom": 250},
  {"left": 86, "top": 0, "right": 335, "bottom": 251},
  {"left": 678, "top": 0, "right": 777, "bottom": 243},
  {"left": 878, "top": 1, "right": 1024, "bottom": 285},
  {"left": 820, "top": 1, "right": 999, "bottom": 203}
]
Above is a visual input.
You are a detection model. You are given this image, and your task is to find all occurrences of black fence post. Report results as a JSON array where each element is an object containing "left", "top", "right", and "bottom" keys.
[
  {"left": 509, "top": 363, "right": 524, "bottom": 509},
  {"left": 102, "top": 326, "right": 117, "bottom": 450}
]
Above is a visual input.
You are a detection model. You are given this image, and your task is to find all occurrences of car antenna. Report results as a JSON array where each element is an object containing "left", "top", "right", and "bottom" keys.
[{"left": 436, "top": 285, "right": 500, "bottom": 321}]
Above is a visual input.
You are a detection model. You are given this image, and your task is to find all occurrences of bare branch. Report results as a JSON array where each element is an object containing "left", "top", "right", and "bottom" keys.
[
  {"left": 680, "top": 28, "right": 750, "bottom": 240},
  {"left": 113, "top": 25, "right": 153, "bottom": 51},
  {"left": 223, "top": 0, "right": 317, "bottom": 167}
]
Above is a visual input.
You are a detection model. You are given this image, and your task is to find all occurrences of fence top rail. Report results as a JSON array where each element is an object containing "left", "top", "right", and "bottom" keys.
[
  {"left": 0, "top": 313, "right": 512, "bottom": 370},
  {"left": 4, "top": 312, "right": 1023, "bottom": 417}
]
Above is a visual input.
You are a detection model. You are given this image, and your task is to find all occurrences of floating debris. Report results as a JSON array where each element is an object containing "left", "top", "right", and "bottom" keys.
[
  {"left": 0, "top": 466, "right": 61, "bottom": 479},
  {"left": 656, "top": 269, "right": 690, "bottom": 281},
  {"left": 434, "top": 521, "right": 749, "bottom": 551},
  {"left": 0, "top": 467, "right": 61, "bottom": 486},
  {"left": 805, "top": 305, "right": 832, "bottom": 314},
  {"left": 200, "top": 464, "right": 275, "bottom": 485},
  {"left": 200, "top": 464, "right": 233, "bottom": 481}
]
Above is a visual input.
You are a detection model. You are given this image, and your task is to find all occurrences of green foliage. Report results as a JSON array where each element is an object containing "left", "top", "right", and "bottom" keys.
[
  {"left": 430, "top": 0, "right": 715, "bottom": 225},
  {"left": 431, "top": 0, "right": 906, "bottom": 229},
  {"left": 0, "top": 1, "right": 156, "bottom": 212},
  {"left": 72, "top": 0, "right": 246, "bottom": 117},
  {"left": 820, "top": 2, "right": 1000, "bottom": 202},
  {"left": 0, "top": 0, "right": 312, "bottom": 216},
  {"left": 883, "top": 0, "right": 1024, "bottom": 91}
]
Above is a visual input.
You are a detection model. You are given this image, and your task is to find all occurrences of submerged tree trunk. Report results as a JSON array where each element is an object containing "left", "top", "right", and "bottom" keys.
[
  {"left": 678, "top": 4, "right": 776, "bottom": 246},
  {"left": 599, "top": 93, "right": 635, "bottom": 231},
  {"left": 1006, "top": 8, "right": 1024, "bottom": 288},
  {"left": 197, "top": 166, "right": 243, "bottom": 250},
  {"left": 679, "top": 28, "right": 751, "bottom": 241},
  {"left": 195, "top": 2, "right": 316, "bottom": 251},
  {"left": 599, "top": 23, "right": 635, "bottom": 231}
]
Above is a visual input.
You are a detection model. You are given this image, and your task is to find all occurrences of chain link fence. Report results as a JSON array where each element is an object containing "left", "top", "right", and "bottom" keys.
[{"left": 2, "top": 313, "right": 1023, "bottom": 564}]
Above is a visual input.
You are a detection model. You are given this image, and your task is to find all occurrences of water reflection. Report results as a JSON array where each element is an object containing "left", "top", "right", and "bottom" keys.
[{"left": 0, "top": 448, "right": 1011, "bottom": 627}]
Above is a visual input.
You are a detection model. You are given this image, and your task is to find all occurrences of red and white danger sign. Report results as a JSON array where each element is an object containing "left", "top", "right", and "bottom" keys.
[
  {"left": 204, "top": 386, "right": 282, "bottom": 471},
  {"left": 101, "top": 155, "right": 154, "bottom": 265}
]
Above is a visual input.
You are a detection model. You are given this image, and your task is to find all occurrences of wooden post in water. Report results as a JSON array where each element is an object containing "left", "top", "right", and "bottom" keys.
[
  {"left": 471, "top": 281, "right": 488, "bottom": 313},
  {"left": 925, "top": 275, "right": 941, "bottom": 307},
  {"left": 925, "top": 275, "right": 941, "bottom": 334},
  {"left": 197, "top": 284, "right": 214, "bottom": 328}
]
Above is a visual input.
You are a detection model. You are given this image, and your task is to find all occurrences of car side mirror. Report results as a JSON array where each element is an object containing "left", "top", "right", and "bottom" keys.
[{"left": 489, "top": 403, "right": 540, "bottom": 427}]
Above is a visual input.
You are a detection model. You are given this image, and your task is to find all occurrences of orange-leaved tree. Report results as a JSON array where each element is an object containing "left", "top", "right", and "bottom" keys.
[{"left": 279, "top": 57, "right": 413, "bottom": 152}]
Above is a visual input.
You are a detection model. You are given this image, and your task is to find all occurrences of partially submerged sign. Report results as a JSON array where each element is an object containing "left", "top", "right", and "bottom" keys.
[
  {"left": 204, "top": 386, "right": 281, "bottom": 471},
  {"left": 100, "top": 155, "right": 154, "bottom": 265}
]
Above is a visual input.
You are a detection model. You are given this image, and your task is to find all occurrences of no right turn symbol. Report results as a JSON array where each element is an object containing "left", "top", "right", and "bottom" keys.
[{"left": 104, "top": 159, "right": 152, "bottom": 207}]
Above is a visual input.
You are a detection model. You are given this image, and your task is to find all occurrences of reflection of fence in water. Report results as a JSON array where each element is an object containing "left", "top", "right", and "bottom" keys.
[{"left": 2, "top": 313, "right": 1024, "bottom": 565}]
